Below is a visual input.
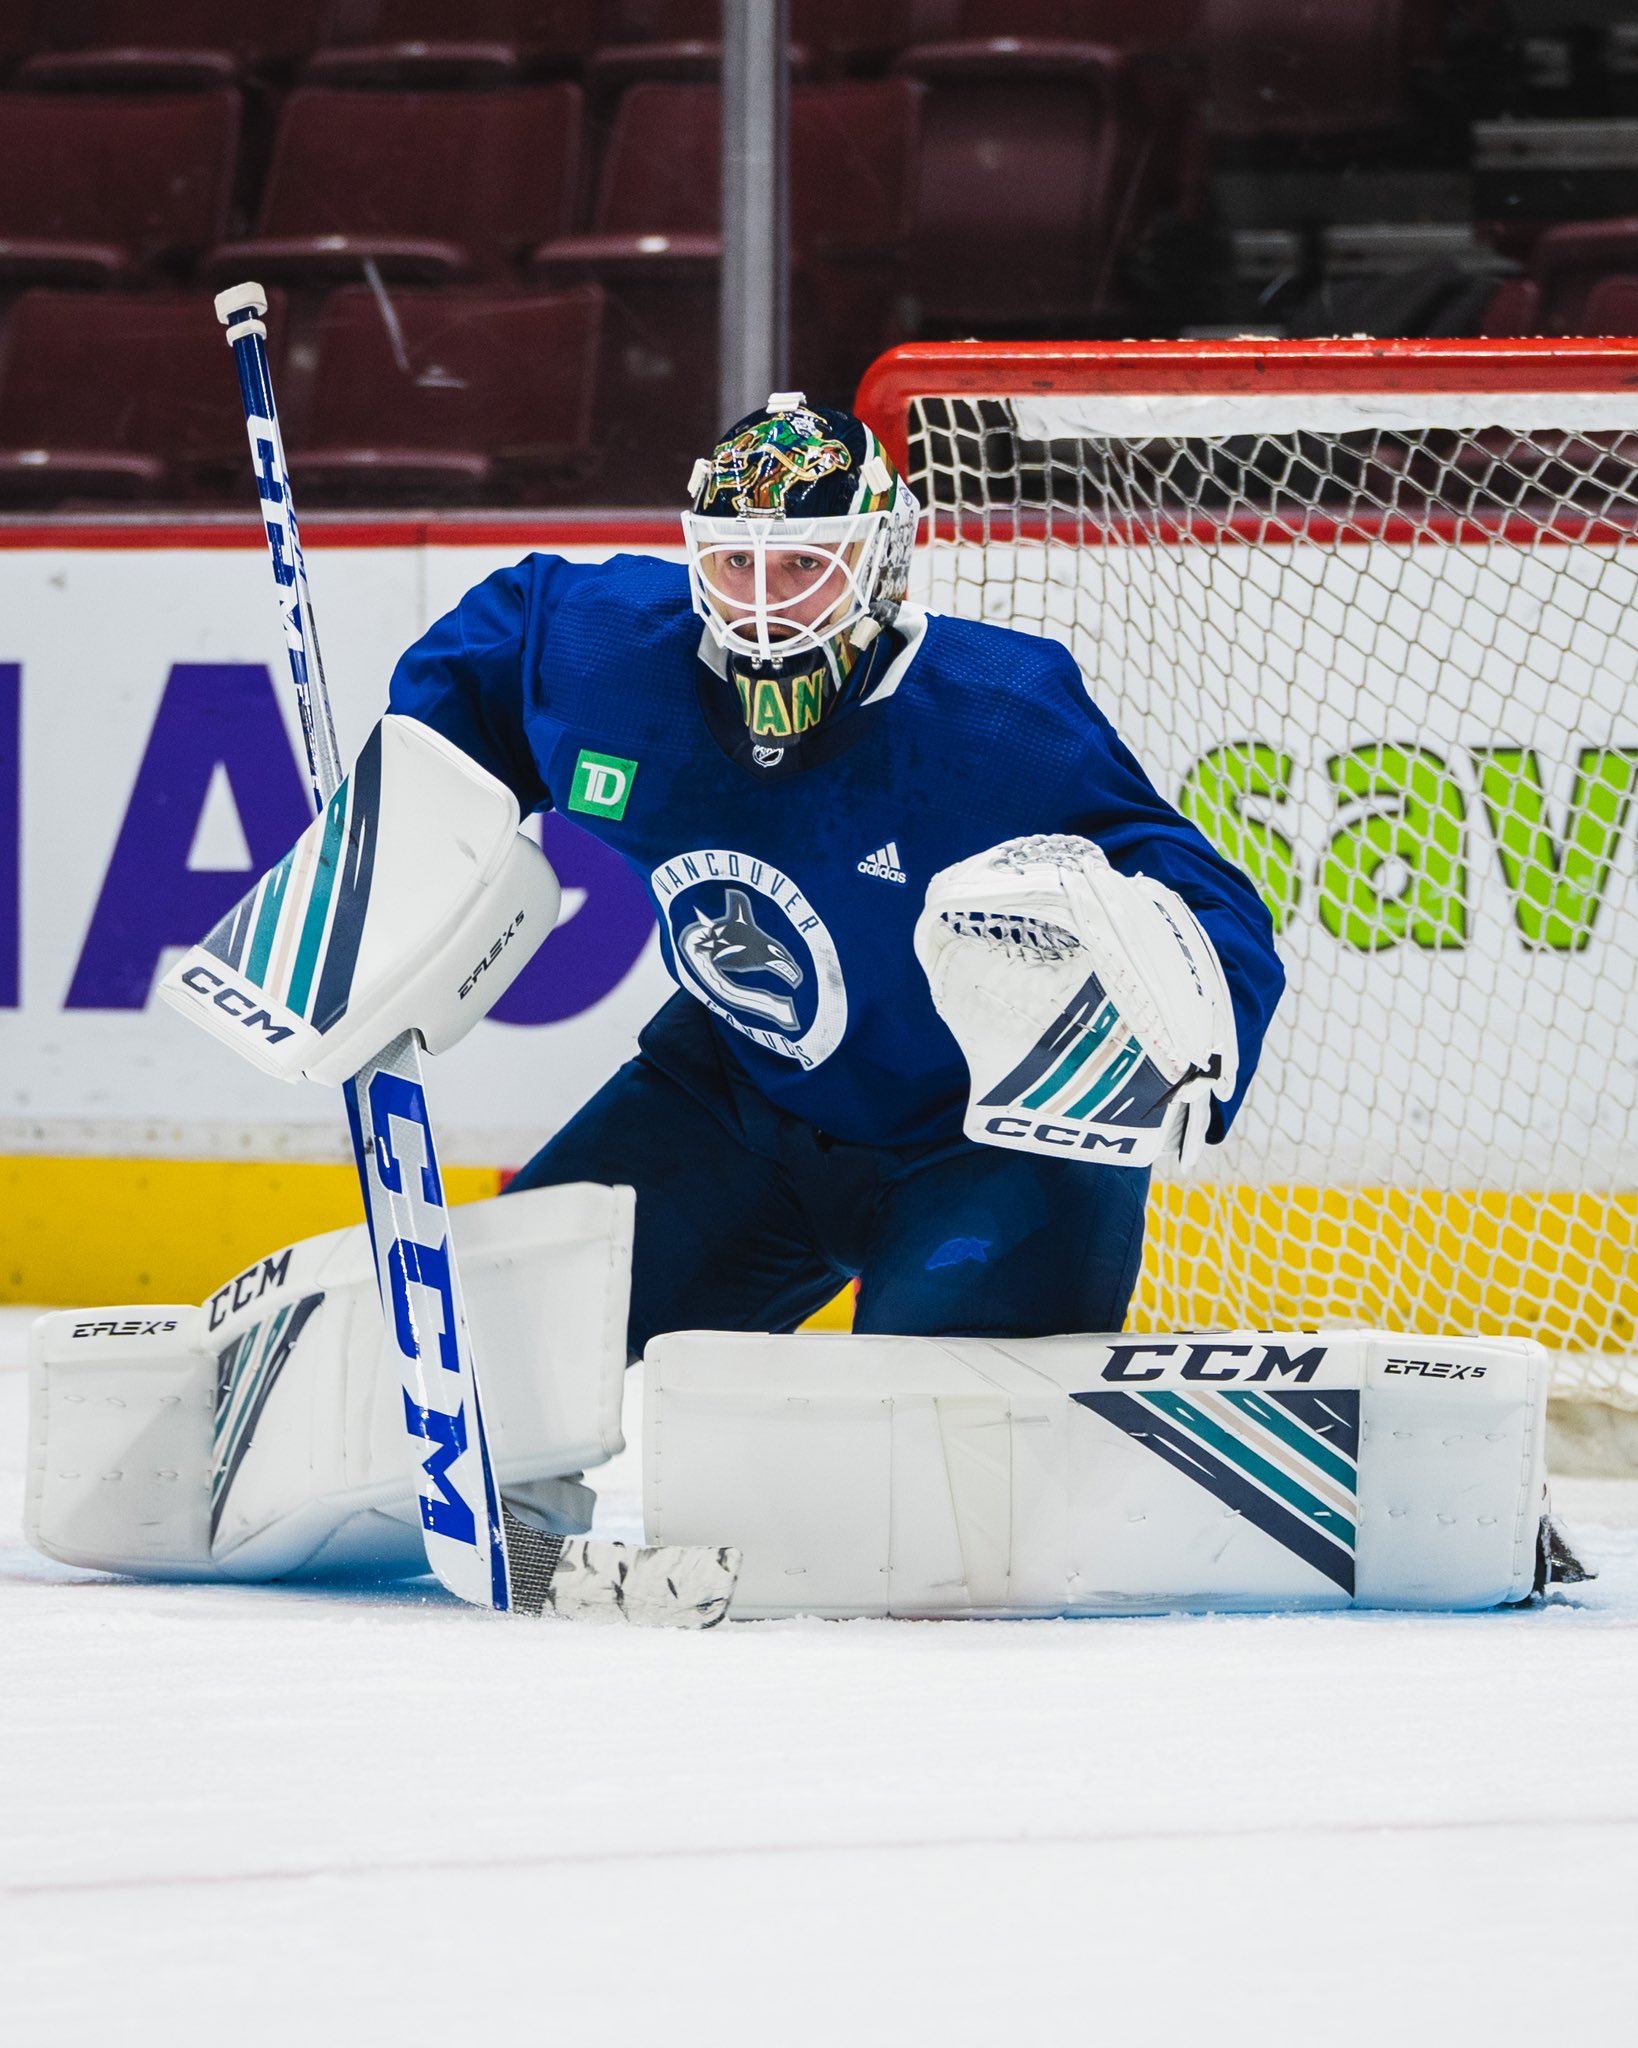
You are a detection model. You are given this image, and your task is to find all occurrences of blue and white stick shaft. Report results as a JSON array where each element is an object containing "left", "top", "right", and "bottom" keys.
[{"left": 214, "top": 281, "right": 510, "bottom": 1611}]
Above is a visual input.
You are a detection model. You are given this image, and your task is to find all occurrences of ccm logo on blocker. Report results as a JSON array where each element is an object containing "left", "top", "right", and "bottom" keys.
[{"left": 177, "top": 964, "right": 294, "bottom": 1045}]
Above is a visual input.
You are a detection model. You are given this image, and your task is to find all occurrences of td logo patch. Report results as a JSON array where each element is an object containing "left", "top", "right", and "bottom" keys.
[
  {"left": 651, "top": 848, "right": 847, "bottom": 1068},
  {"left": 569, "top": 749, "right": 638, "bottom": 820}
]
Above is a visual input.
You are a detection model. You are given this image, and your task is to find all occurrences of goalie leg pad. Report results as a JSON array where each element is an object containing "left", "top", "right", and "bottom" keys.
[
  {"left": 643, "top": 1329, "right": 1550, "bottom": 1617},
  {"left": 26, "top": 1183, "right": 633, "bottom": 1583}
]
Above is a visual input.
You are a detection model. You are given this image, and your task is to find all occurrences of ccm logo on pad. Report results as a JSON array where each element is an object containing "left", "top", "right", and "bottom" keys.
[
  {"left": 1097, "top": 1339, "right": 1329, "bottom": 1382},
  {"left": 179, "top": 965, "right": 295, "bottom": 1044}
]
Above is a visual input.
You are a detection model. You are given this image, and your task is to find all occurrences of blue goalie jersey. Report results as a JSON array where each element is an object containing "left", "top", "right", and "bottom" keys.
[{"left": 388, "top": 551, "right": 1284, "bottom": 1149}]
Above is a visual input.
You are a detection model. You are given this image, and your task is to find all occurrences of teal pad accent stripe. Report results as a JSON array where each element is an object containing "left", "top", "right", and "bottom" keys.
[
  {"left": 1144, "top": 1389, "right": 1356, "bottom": 1546},
  {"left": 1075, "top": 1388, "right": 1358, "bottom": 1595},
  {"left": 245, "top": 848, "right": 296, "bottom": 991},
  {"left": 284, "top": 781, "right": 350, "bottom": 1019},
  {"left": 1221, "top": 1388, "right": 1358, "bottom": 1491}
]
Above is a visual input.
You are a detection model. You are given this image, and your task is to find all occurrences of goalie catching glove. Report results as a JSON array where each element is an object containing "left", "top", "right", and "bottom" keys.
[
  {"left": 160, "top": 715, "right": 557, "bottom": 1085},
  {"left": 914, "top": 834, "right": 1237, "bottom": 1171}
]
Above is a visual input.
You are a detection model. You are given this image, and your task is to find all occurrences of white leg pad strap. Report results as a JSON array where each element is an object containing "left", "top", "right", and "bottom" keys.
[
  {"left": 27, "top": 1183, "right": 632, "bottom": 1582},
  {"left": 643, "top": 1330, "right": 1549, "bottom": 1616}
]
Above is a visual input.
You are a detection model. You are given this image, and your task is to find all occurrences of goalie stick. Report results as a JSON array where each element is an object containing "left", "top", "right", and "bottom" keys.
[{"left": 212, "top": 283, "right": 737, "bottom": 1626}]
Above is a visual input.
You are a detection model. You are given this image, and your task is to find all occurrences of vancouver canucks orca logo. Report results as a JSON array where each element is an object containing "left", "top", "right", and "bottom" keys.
[
  {"left": 680, "top": 888, "right": 803, "bottom": 1030},
  {"left": 652, "top": 849, "right": 847, "bottom": 1068}
]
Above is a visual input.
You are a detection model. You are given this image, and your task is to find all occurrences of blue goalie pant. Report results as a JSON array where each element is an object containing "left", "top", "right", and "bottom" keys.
[{"left": 511, "top": 995, "right": 1152, "bottom": 1358}]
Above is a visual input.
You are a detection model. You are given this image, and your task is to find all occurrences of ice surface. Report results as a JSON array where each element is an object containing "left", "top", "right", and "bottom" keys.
[{"left": 3, "top": 1305, "right": 1636, "bottom": 2046}]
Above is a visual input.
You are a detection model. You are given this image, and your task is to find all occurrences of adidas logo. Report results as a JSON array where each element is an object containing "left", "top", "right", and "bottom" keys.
[{"left": 857, "top": 840, "right": 907, "bottom": 885}]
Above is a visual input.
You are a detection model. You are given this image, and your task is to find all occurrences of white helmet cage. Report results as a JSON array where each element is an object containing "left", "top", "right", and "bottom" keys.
[{"left": 682, "top": 404, "right": 920, "bottom": 666}]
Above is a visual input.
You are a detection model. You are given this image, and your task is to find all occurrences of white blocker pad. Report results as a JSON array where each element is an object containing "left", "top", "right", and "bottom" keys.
[
  {"left": 26, "top": 1183, "right": 632, "bottom": 1583},
  {"left": 158, "top": 714, "right": 558, "bottom": 1086},
  {"left": 644, "top": 1330, "right": 1549, "bottom": 1617}
]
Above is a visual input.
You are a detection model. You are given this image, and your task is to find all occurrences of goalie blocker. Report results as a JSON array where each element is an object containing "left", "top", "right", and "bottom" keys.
[{"left": 158, "top": 713, "right": 557, "bottom": 1086}]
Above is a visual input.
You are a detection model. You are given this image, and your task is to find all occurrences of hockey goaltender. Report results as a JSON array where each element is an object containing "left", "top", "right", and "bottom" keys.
[{"left": 26, "top": 395, "right": 1587, "bottom": 1621}]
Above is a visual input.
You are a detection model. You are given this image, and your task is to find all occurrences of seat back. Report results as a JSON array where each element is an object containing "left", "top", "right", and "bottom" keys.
[
  {"left": 1583, "top": 274, "right": 1638, "bottom": 336},
  {"left": 592, "top": 82, "right": 721, "bottom": 234},
  {"left": 301, "top": 285, "right": 603, "bottom": 459},
  {"left": 258, "top": 86, "right": 582, "bottom": 273},
  {"left": 0, "top": 91, "right": 240, "bottom": 272},
  {"left": 897, "top": 52, "right": 1126, "bottom": 322},
  {"left": 319, "top": 1, "right": 599, "bottom": 65},
  {"left": 27, "top": 0, "right": 325, "bottom": 71},
  {"left": 0, "top": 287, "right": 285, "bottom": 467}
]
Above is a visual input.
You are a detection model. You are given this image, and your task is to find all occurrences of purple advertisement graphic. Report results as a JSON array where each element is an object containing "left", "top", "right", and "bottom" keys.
[
  {"left": 488, "top": 811, "right": 656, "bottom": 1025},
  {"left": 66, "top": 664, "right": 310, "bottom": 1011}
]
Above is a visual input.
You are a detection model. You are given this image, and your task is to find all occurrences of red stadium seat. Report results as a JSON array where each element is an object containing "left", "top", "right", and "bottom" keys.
[
  {"left": 1200, "top": 0, "right": 1423, "bottom": 141},
  {"left": 0, "top": 90, "right": 240, "bottom": 285},
  {"left": 288, "top": 284, "right": 604, "bottom": 501},
  {"left": 17, "top": 0, "right": 324, "bottom": 89},
  {"left": 940, "top": 1, "right": 1205, "bottom": 42},
  {"left": 609, "top": 2, "right": 920, "bottom": 68},
  {"left": 533, "top": 78, "right": 919, "bottom": 497},
  {"left": 892, "top": 40, "right": 1194, "bottom": 326},
  {"left": 1583, "top": 274, "right": 1638, "bottom": 337},
  {"left": 0, "top": 288, "right": 286, "bottom": 504},
  {"left": 1479, "top": 276, "right": 1541, "bottom": 337},
  {"left": 205, "top": 85, "right": 582, "bottom": 285},
  {"left": 2, "top": 1, "right": 32, "bottom": 77},
  {"left": 307, "top": 1, "right": 600, "bottom": 88},
  {"left": 1527, "top": 218, "right": 1638, "bottom": 335}
]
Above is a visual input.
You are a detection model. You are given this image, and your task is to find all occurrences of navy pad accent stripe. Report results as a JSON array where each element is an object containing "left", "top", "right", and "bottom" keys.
[
  {"left": 1259, "top": 1388, "right": 1362, "bottom": 1463},
  {"left": 310, "top": 722, "right": 382, "bottom": 1035},
  {"left": 979, "top": 968, "right": 1109, "bottom": 1106},
  {"left": 1075, "top": 1389, "right": 1356, "bottom": 1595},
  {"left": 210, "top": 1293, "right": 323, "bottom": 1542},
  {"left": 200, "top": 886, "right": 257, "bottom": 971}
]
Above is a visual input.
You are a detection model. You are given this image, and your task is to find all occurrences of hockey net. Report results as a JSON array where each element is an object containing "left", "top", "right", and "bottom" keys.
[{"left": 858, "top": 339, "right": 1638, "bottom": 1467}]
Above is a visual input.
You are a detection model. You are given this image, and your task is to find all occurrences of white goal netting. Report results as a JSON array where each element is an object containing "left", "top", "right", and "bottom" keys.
[{"left": 897, "top": 356, "right": 1638, "bottom": 1457}]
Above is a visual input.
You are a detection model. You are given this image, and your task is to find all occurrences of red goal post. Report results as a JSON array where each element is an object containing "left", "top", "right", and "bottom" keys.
[{"left": 856, "top": 339, "right": 1638, "bottom": 1448}]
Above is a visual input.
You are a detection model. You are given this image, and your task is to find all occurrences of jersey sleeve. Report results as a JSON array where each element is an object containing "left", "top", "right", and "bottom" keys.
[
  {"left": 1054, "top": 677, "right": 1286, "bottom": 1142},
  {"left": 385, "top": 553, "right": 582, "bottom": 815}
]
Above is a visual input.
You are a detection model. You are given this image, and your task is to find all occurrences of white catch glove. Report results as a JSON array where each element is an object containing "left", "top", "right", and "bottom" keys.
[{"left": 914, "top": 834, "right": 1238, "bottom": 1171}]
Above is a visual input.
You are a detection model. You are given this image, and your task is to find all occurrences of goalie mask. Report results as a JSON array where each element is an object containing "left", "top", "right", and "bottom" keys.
[{"left": 682, "top": 393, "right": 919, "bottom": 771}]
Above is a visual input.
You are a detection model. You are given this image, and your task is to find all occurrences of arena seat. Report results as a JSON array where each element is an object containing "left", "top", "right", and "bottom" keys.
[
  {"left": 1479, "top": 275, "right": 1542, "bottom": 337},
  {"left": 1583, "top": 273, "right": 1638, "bottom": 336},
  {"left": 938, "top": 1, "right": 1206, "bottom": 43},
  {"left": 0, "top": 90, "right": 240, "bottom": 285},
  {"left": 287, "top": 284, "right": 604, "bottom": 502},
  {"left": 608, "top": 2, "right": 920, "bottom": 70},
  {"left": 0, "top": 287, "right": 286, "bottom": 504},
  {"left": 1, "top": 2, "right": 31, "bottom": 79},
  {"left": 306, "top": 1, "right": 600, "bottom": 88},
  {"left": 204, "top": 85, "right": 582, "bottom": 286},
  {"left": 532, "top": 77, "right": 919, "bottom": 497},
  {"left": 16, "top": 0, "right": 325, "bottom": 89},
  {"left": 1525, "top": 218, "right": 1638, "bottom": 335},
  {"left": 1200, "top": 0, "right": 1424, "bottom": 140},
  {"left": 891, "top": 40, "right": 1194, "bottom": 327}
]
